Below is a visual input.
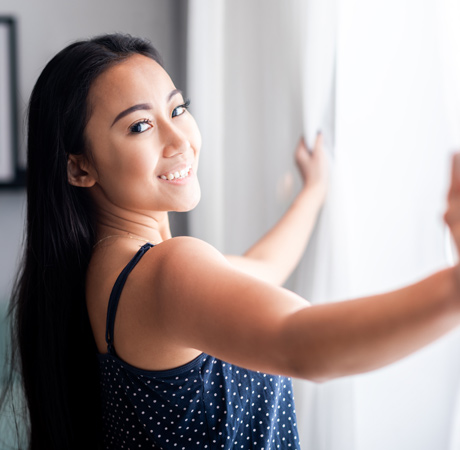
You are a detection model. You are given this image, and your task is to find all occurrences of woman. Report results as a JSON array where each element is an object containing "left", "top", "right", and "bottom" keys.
[{"left": 3, "top": 33, "right": 460, "bottom": 450}]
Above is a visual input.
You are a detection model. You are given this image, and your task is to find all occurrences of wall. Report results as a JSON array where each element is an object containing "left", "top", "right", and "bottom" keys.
[{"left": 0, "top": 0, "right": 188, "bottom": 304}]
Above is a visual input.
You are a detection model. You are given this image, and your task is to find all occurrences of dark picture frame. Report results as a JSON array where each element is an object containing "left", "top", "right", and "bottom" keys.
[{"left": 0, "top": 17, "right": 23, "bottom": 188}]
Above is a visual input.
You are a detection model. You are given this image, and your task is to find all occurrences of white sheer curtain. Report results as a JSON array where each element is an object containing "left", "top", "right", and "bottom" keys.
[
  {"left": 186, "top": 1, "right": 460, "bottom": 449},
  {"left": 187, "top": 0, "right": 304, "bottom": 255},
  {"left": 335, "top": 2, "right": 460, "bottom": 449},
  {"left": 291, "top": 1, "right": 357, "bottom": 449}
]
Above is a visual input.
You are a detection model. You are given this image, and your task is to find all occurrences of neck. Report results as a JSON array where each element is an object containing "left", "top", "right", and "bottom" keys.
[{"left": 95, "top": 207, "right": 172, "bottom": 244}]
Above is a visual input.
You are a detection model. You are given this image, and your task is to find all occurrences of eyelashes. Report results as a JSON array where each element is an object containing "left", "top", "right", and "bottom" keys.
[
  {"left": 172, "top": 99, "right": 190, "bottom": 118},
  {"left": 129, "top": 118, "right": 152, "bottom": 134},
  {"left": 129, "top": 99, "right": 191, "bottom": 134}
]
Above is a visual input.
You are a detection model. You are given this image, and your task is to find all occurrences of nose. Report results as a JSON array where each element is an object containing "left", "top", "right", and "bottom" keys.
[{"left": 160, "top": 120, "right": 191, "bottom": 158}]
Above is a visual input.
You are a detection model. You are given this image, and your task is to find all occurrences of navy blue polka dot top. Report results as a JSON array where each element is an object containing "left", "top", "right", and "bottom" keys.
[{"left": 98, "top": 243, "right": 301, "bottom": 449}]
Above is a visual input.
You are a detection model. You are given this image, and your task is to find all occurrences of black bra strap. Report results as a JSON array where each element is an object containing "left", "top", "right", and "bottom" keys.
[{"left": 105, "top": 243, "right": 154, "bottom": 354}]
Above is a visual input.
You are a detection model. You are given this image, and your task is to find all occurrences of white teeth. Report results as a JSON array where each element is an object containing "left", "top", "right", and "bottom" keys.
[{"left": 161, "top": 165, "right": 192, "bottom": 181}]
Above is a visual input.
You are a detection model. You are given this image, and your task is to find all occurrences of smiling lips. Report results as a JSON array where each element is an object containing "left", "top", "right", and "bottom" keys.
[{"left": 159, "top": 165, "right": 192, "bottom": 181}]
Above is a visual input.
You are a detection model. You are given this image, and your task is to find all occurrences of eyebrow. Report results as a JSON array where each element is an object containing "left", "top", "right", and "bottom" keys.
[
  {"left": 110, "top": 89, "right": 183, "bottom": 127},
  {"left": 111, "top": 103, "right": 152, "bottom": 127},
  {"left": 168, "top": 88, "right": 183, "bottom": 102}
]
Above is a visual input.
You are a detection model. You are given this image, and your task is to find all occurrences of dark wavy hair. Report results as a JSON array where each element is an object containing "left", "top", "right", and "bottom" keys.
[{"left": 0, "top": 34, "right": 163, "bottom": 449}]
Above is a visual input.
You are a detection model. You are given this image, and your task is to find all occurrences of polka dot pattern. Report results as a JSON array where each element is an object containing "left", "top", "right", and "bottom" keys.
[
  {"left": 98, "top": 353, "right": 300, "bottom": 449},
  {"left": 98, "top": 243, "right": 300, "bottom": 448}
]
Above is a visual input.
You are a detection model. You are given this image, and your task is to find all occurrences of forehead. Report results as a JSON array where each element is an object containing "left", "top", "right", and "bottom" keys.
[{"left": 88, "top": 54, "right": 175, "bottom": 115}]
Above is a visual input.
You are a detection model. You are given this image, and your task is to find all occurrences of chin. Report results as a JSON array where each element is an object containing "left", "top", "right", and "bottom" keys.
[{"left": 173, "top": 190, "right": 201, "bottom": 213}]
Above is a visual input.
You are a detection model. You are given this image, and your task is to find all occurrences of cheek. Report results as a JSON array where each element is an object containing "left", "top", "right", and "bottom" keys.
[
  {"left": 114, "top": 148, "right": 156, "bottom": 174},
  {"left": 97, "top": 138, "right": 158, "bottom": 176},
  {"left": 91, "top": 142, "right": 160, "bottom": 206},
  {"left": 187, "top": 117, "right": 202, "bottom": 158}
]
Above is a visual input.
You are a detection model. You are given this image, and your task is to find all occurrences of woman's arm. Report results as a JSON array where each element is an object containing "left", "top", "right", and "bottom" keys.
[
  {"left": 130, "top": 155, "right": 460, "bottom": 383},
  {"left": 226, "top": 134, "right": 328, "bottom": 285},
  {"left": 152, "top": 237, "right": 459, "bottom": 383}
]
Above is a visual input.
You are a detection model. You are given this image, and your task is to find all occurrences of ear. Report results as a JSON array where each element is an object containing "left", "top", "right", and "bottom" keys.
[{"left": 67, "top": 154, "right": 97, "bottom": 187}]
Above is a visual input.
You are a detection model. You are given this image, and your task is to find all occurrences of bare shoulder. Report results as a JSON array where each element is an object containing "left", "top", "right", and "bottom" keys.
[
  {"left": 85, "top": 236, "right": 231, "bottom": 369},
  {"left": 152, "top": 236, "right": 228, "bottom": 273},
  {"left": 87, "top": 235, "right": 308, "bottom": 374},
  {"left": 86, "top": 236, "right": 225, "bottom": 304},
  {"left": 148, "top": 236, "right": 239, "bottom": 298},
  {"left": 153, "top": 236, "right": 226, "bottom": 261}
]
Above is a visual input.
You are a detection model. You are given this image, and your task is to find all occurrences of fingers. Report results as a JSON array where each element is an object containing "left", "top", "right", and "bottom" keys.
[
  {"left": 445, "top": 153, "right": 460, "bottom": 255},
  {"left": 296, "top": 136, "right": 309, "bottom": 156},
  {"left": 444, "top": 198, "right": 460, "bottom": 228},
  {"left": 313, "top": 131, "right": 323, "bottom": 154},
  {"left": 296, "top": 133, "right": 323, "bottom": 162},
  {"left": 448, "top": 153, "right": 460, "bottom": 198},
  {"left": 295, "top": 137, "right": 310, "bottom": 166},
  {"left": 298, "top": 132, "right": 323, "bottom": 154},
  {"left": 294, "top": 133, "right": 329, "bottom": 200},
  {"left": 446, "top": 153, "right": 460, "bottom": 221}
]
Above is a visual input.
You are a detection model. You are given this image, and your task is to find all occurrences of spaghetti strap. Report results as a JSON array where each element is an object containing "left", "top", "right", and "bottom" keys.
[
  {"left": 105, "top": 243, "right": 154, "bottom": 354},
  {"left": 98, "top": 240, "right": 300, "bottom": 449}
]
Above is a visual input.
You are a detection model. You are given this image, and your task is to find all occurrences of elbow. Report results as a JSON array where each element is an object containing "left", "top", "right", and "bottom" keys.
[
  {"left": 306, "top": 374, "right": 335, "bottom": 384},
  {"left": 282, "top": 353, "right": 339, "bottom": 384},
  {"left": 296, "top": 370, "right": 338, "bottom": 385},
  {"left": 276, "top": 306, "right": 347, "bottom": 384},
  {"left": 284, "top": 351, "right": 368, "bottom": 383}
]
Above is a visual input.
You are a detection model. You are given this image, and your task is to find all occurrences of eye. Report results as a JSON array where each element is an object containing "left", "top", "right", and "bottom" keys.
[
  {"left": 172, "top": 99, "right": 191, "bottom": 118},
  {"left": 129, "top": 119, "right": 152, "bottom": 134}
]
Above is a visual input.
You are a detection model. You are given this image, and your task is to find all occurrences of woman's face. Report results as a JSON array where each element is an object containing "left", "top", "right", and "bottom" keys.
[{"left": 84, "top": 54, "right": 201, "bottom": 214}]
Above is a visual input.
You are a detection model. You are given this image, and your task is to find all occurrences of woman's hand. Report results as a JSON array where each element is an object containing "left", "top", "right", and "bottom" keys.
[
  {"left": 295, "top": 133, "right": 329, "bottom": 206},
  {"left": 224, "top": 134, "right": 329, "bottom": 286},
  {"left": 444, "top": 153, "right": 460, "bottom": 290}
]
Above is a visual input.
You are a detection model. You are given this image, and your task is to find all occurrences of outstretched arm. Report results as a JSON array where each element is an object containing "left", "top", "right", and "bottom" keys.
[
  {"left": 226, "top": 133, "right": 329, "bottom": 285},
  {"left": 151, "top": 237, "right": 459, "bottom": 383},
  {"left": 138, "top": 154, "right": 460, "bottom": 383}
]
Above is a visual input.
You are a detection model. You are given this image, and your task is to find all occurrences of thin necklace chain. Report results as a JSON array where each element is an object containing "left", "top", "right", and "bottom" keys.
[{"left": 93, "top": 233, "right": 155, "bottom": 249}]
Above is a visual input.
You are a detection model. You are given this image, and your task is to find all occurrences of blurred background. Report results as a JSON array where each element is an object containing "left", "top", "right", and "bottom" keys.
[{"left": 1, "top": 0, "right": 460, "bottom": 449}]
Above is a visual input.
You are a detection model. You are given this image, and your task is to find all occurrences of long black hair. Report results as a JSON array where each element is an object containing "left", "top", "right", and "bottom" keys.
[{"left": 0, "top": 34, "right": 162, "bottom": 449}]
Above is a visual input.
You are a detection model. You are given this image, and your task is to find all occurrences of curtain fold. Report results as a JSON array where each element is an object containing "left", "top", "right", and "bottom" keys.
[
  {"left": 292, "top": 0, "right": 358, "bottom": 448},
  {"left": 187, "top": 0, "right": 226, "bottom": 249},
  {"left": 439, "top": 2, "right": 460, "bottom": 448}
]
